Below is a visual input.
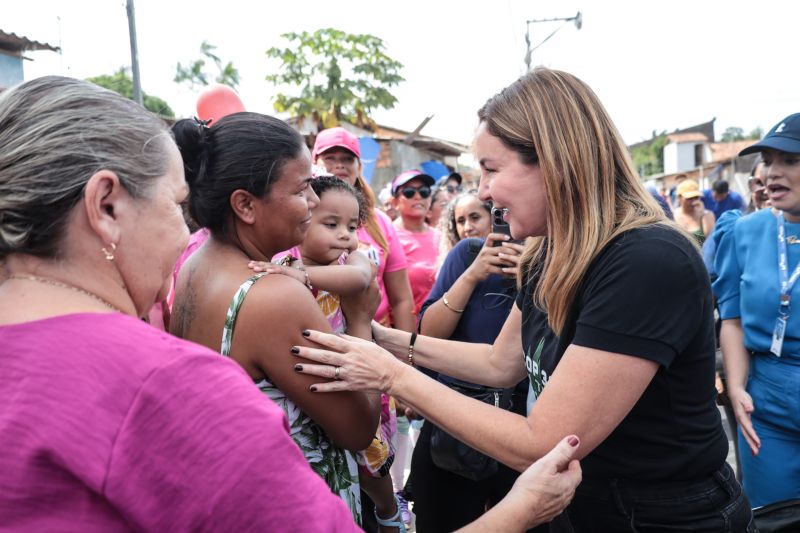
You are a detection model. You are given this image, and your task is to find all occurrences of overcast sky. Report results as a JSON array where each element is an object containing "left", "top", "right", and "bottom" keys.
[{"left": 4, "top": 0, "right": 798, "bottom": 147}]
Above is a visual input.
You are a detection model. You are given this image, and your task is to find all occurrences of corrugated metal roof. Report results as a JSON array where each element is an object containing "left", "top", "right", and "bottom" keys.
[{"left": 0, "top": 29, "right": 60, "bottom": 54}]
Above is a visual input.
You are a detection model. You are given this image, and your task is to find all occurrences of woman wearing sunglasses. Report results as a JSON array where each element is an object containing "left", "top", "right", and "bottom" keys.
[{"left": 391, "top": 170, "right": 441, "bottom": 315}]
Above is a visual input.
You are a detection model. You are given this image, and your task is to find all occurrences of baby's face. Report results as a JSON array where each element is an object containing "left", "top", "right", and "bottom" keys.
[{"left": 302, "top": 189, "right": 360, "bottom": 265}]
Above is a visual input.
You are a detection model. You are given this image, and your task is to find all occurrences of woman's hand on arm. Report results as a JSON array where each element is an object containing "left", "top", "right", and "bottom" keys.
[
  {"left": 383, "top": 268, "right": 416, "bottom": 332},
  {"left": 293, "top": 323, "right": 549, "bottom": 473},
  {"left": 458, "top": 436, "right": 582, "bottom": 532},
  {"left": 720, "top": 318, "right": 760, "bottom": 455},
  {"left": 241, "top": 276, "right": 380, "bottom": 451},
  {"left": 293, "top": 330, "right": 538, "bottom": 469}
]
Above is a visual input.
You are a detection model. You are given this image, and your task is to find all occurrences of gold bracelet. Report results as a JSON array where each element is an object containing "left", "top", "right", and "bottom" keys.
[
  {"left": 298, "top": 267, "right": 313, "bottom": 291},
  {"left": 442, "top": 292, "right": 465, "bottom": 313},
  {"left": 408, "top": 331, "right": 417, "bottom": 367}
]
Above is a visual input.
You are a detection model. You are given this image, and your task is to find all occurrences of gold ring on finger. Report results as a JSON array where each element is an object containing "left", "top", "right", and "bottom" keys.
[{"left": 334, "top": 366, "right": 341, "bottom": 380}]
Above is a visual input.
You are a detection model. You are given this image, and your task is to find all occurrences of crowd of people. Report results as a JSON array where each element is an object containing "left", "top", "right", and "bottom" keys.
[{"left": 1, "top": 65, "right": 798, "bottom": 532}]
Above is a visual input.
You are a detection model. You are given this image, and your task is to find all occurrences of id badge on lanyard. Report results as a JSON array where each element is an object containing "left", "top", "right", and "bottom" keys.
[{"left": 772, "top": 213, "right": 800, "bottom": 356}]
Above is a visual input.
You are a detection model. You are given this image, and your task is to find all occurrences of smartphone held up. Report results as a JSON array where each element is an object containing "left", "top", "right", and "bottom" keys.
[{"left": 492, "top": 207, "right": 517, "bottom": 246}]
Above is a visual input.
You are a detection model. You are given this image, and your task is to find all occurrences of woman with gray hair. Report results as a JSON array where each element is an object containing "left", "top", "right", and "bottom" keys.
[
  {"left": 0, "top": 75, "right": 581, "bottom": 532},
  {"left": 0, "top": 75, "right": 361, "bottom": 530}
]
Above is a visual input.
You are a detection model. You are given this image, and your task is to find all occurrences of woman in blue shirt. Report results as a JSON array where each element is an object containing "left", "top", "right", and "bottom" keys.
[{"left": 714, "top": 112, "right": 800, "bottom": 507}]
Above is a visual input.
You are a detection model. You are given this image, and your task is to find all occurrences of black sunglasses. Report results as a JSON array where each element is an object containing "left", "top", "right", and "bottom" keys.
[{"left": 400, "top": 186, "right": 432, "bottom": 199}]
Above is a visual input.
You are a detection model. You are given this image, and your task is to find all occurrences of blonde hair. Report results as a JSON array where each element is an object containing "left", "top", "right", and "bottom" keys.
[
  {"left": 478, "top": 68, "right": 672, "bottom": 334},
  {"left": 353, "top": 172, "right": 389, "bottom": 255}
]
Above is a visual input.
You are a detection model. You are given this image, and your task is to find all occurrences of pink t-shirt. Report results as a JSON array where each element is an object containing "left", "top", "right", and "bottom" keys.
[
  {"left": 0, "top": 313, "right": 358, "bottom": 532},
  {"left": 394, "top": 225, "right": 442, "bottom": 314},
  {"left": 359, "top": 209, "right": 408, "bottom": 324}
]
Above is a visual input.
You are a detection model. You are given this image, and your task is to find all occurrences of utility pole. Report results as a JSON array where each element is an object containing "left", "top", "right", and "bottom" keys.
[
  {"left": 524, "top": 12, "right": 582, "bottom": 71},
  {"left": 126, "top": 0, "right": 143, "bottom": 105}
]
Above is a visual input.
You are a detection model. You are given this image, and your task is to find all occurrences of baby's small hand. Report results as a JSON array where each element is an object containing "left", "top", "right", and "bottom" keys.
[
  {"left": 247, "top": 261, "right": 307, "bottom": 285},
  {"left": 248, "top": 261, "right": 272, "bottom": 273}
]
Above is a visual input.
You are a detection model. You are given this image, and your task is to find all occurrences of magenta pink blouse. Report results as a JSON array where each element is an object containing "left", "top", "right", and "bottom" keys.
[{"left": 0, "top": 313, "right": 358, "bottom": 531}]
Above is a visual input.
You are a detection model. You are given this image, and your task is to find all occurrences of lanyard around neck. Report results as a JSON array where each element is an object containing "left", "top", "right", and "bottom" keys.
[{"left": 776, "top": 211, "right": 800, "bottom": 306}]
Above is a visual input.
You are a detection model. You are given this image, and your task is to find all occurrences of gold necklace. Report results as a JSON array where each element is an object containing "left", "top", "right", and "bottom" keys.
[{"left": 8, "top": 274, "right": 122, "bottom": 313}]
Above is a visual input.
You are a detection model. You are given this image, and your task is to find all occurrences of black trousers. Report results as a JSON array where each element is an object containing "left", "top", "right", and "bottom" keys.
[{"left": 550, "top": 462, "right": 755, "bottom": 533}]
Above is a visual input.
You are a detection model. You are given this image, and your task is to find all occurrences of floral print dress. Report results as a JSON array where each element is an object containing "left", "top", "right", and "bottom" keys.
[{"left": 220, "top": 273, "right": 361, "bottom": 524}]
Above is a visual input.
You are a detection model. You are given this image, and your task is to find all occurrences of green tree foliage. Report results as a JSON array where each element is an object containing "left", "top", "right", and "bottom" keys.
[
  {"left": 631, "top": 132, "right": 667, "bottom": 177},
  {"left": 265, "top": 28, "right": 404, "bottom": 130},
  {"left": 721, "top": 126, "right": 745, "bottom": 142},
  {"left": 747, "top": 127, "right": 763, "bottom": 140},
  {"left": 720, "top": 126, "right": 762, "bottom": 142},
  {"left": 87, "top": 68, "right": 174, "bottom": 118},
  {"left": 175, "top": 40, "right": 240, "bottom": 89}
]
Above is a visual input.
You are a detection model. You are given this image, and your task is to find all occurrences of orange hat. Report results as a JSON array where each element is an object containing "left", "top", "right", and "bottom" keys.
[{"left": 676, "top": 179, "right": 701, "bottom": 199}]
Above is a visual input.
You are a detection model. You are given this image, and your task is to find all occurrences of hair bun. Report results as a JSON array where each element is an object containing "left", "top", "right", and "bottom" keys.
[{"left": 172, "top": 118, "right": 212, "bottom": 188}]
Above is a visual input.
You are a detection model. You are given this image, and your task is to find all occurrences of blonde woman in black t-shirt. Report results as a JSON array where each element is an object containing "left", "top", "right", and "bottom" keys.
[{"left": 293, "top": 68, "right": 754, "bottom": 532}]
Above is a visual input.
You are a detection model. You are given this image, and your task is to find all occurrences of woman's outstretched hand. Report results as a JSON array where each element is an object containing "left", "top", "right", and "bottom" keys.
[
  {"left": 728, "top": 386, "right": 761, "bottom": 456},
  {"left": 292, "top": 329, "right": 404, "bottom": 394},
  {"left": 457, "top": 435, "right": 582, "bottom": 532},
  {"left": 506, "top": 435, "right": 582, "bottom": 528}
]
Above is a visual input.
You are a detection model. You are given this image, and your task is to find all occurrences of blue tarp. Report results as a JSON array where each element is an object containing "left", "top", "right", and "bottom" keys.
[
  {"left": 420, "top": 160, "right": 450, "bottom": 180},
  {"left": 359, "top": 137, "right": 381, "bottom": 184}
]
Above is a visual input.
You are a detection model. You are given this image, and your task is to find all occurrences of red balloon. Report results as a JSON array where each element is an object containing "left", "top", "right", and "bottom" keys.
[{"left": 195, "top": 84, "right": 245, "bottom": 123}]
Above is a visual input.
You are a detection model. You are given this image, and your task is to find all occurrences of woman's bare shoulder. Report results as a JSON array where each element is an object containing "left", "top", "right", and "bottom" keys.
[{"left": 235, "top": 274, "right": 331, "bottom": 340}]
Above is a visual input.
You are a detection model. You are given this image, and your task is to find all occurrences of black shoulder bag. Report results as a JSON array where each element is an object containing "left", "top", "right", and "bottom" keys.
[
  {"left": 428, "top": 238, "right": 516, "bottom": 481},
  {"left": 429, "top": 382, "right": 513, "bottom": 480}
]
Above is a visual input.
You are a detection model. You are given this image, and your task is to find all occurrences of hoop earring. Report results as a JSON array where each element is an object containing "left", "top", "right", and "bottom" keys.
[{"left": 102, "top": 242, "right": 117, "bottom": 261}]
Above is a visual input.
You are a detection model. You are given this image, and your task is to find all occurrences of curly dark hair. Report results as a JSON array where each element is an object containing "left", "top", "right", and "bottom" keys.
[
  {"left": 442, "top": 190, "right": 492, "bottom": 250},
  {"left": 310, "top": 175, "right": 369, "bottom": 226}
]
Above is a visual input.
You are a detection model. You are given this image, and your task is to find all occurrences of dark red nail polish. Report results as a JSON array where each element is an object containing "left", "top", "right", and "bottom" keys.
[
  {"left": 302, "top": 330, "right": 310, "bottom": 337},
  {"left": 568, "top": 436, "right": 579, "bottom": 447},
  {"left": 291, "top": 347, "right": 300, "bottom": 354},
  {"left": 294, "top": 364, "right": 303, "bottom": 372},
  {"left": 310, "top": 385, "right": 317, "bottom": 392}
]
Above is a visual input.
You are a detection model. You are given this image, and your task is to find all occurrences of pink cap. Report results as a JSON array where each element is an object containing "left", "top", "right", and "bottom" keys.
[
  {"left": 312, "top": 127, "right": 361, "bottom": 159},
  {"left": 391, "top": 169, "right": 435, "bottom": 195}
]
